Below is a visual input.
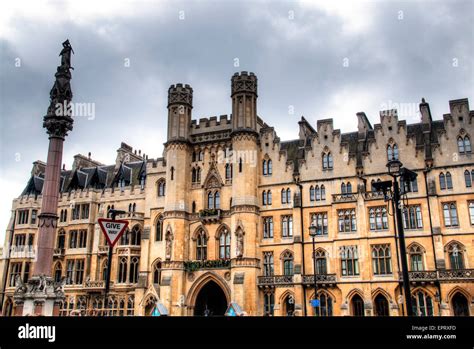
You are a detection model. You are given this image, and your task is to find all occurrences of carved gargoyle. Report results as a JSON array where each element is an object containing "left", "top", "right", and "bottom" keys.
[{"left": 14, "top": 275, "right": 27, "bottom": 295}]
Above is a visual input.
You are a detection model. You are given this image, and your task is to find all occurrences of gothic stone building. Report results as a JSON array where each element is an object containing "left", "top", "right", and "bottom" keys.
[{"left": 1, "top": 72, "right": 473, "bottom": 316}]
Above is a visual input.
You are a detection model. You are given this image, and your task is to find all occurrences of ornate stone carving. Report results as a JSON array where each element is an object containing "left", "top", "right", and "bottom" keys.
[{"left": 231, "top": 71, "right": 257, "bottom": 96}]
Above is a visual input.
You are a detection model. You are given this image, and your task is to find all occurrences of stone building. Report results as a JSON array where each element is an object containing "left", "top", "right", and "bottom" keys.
[{"left": 0, "top": 72, "right": 473, "bottom": 316}]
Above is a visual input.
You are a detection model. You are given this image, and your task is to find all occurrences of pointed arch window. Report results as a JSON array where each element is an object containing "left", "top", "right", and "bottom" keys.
[
  {"left": 118, "top": 257, "right": 128, "bottom": 283},
  {"left": 320, "top": 185, "right": 326, "bottom": 200},
  {"left": 387, "top": 144, "right": 399, "bottom": 161},
  {"left": 153, "top": 260, "right": 162, "bottom": 284},
  {"left": 448, "top": 243, "right": 464, "bottom": 270},
  {"left": 219, "top": 229, "right": 231, "bottom": 260},
  {"left": 286, "top": 188, "right": 291, "bottom": 204},
  {"left": 458, "top": 135, "right": 472, "bottom": 154},
  {"left": 157, "top": 179, "right": 166, "bottom": 197},
  {"left": 314, "top": 249, "right": 327, "bottom": 274},
  {"left": 263, "top": 252, "right": 274, "bottom": 276},
  {"left": 371, "top": 244, "right": 392, "bottom": 275},
  {"left": 196, "top": 230, "right": 207, "bottom": 260},
  {"left": 267, "top": 190, "right": 272, "bottom": 205},
  {"left": 310, "top": 186, "right": 315, "bottom": 201},
  {"left": 465, "top": 170, "right": 472, "bottom": 188},
  {"left": 225, "top": 164, "right": 232, "bottom": 180},
  {"left": 439, "top": 173, "right": 446, "bottom": 190},
  {"left": 282, "top": 251, "right": 294, "bottom": 275},
  {"left": 130, "top": 226, "right": 141, "bottom": 246},
  {"left": 340, "top": 245, "right": 359, "bottom": 276},
  {"left": 281, "top": 189, "right": 286, "bottom": 204},
  {"left": 322, "top": 152, "right": 333, "bottom": 170},
  {"left": 129, "top": 256, "right": 139, "bottom": 283},
  {"left": 155, "top": 216, "right": 163, "bottom": 242},
  {"left": 262, "top": 191, "right": 267, "bottom": 205},
  {"left": 446, "top": 172, "right": 453, "bottom": 189},
  {"left": 313, "top": 291, "right": 333, "bottom": 316},
  {"left": 412, "top": 290, "right": 434, "bottom": 316},
  {"left": 54, "top": 262, "right": 63, "bottom": 283},
  {"left": 101, "top": 259, "right": 108, "bottom": 281},
  {"left": 409, "top": 245, "right": 424, "bottom": 271}
]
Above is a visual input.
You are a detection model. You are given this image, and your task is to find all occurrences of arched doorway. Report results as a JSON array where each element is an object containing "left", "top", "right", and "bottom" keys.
[
  {"left": 351, "top": 294, "right": 365, "bottom": 316},
  {"left": 283, "top": 295, "right": 295, "bottom": 316},
  {"left": 194, "top": 280, "right": 228, "bottom": 316},
  {"left": 374, "top": 294, "right": 389, "bottom": 316},
  {"left": 451, "top": 292, "right": 470, "bottom": 316}
]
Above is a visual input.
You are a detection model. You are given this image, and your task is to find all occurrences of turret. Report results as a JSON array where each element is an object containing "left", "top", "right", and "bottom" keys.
[
  {"left": 167, "top": 83, "right": 193, "bottom": 142},
  {"left": 231, "top": 71, "right": 258, "bottom": 133}
]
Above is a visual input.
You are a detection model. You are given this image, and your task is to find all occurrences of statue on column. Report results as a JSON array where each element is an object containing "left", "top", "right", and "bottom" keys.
[
  {"left": 59, "top": 39, "right": 74, "bottom": 70},
  {"left": 165, "top": 230, "right": 173, "bottom": 261}
]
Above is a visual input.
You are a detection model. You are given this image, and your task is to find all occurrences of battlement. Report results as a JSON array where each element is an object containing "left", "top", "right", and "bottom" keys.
[
  {"left": 190, "top": 115, "right": 231, "bottom": 129},
  {"left": 168, "top": 83, "right": 193, "bottom": 107},
  {"left": 231, "top": 71, "right": 258, "bottom": 96}
]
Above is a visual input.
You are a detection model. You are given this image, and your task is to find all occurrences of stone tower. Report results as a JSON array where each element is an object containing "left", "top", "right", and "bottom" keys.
[
  {"left": 230, "top": 72, "right": 260, "bottom": 314},
  {"left": 161, "top": 83, "right": 193, "bottom": 312}
]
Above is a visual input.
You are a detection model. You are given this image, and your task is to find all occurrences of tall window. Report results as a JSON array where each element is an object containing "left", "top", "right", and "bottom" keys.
[
  {"left": 369, "top": 207, "right": 388, "bottom": 230},
  {"left": 263, "top": 252, "right": 274, "bottom": 276},
  {"left": 57, "top": 230, "right": 65, "bottom": 249},
  {"left": 282, "top": 251, "right": 294, "bottom": 275},
  {"left": 17, "top": 209, "right": 29, "bottom": 224},
  {"left": 101, "top": 259, "right": 108, "bottom": 281},
  {"left": 320, "top": 185, "right": 326, "bottom": 200},
  {"left": 118, "top": 257, "right": 128, "bottom": 283},
  {"left": 54, "top": 262, "right": 63, "bottom": 282},
  {"left": 446, "top": 172, "right": 453, "bottom": 189},
  {"left": 443, "top": 203, "right": 459, "bottom": 227},
  {"left": 281, "top": 215, "right": 293, "bottom": 237},
  {"left": 22, "top": 262, "right": 30, "bottom": 283},
  {"left": 412, "top": 290, "right": 434, "bottom": 316},
  {"left": 448, "top": 243, "right": 464, "bottom": 270},
  {"left": 338, "top": 209, "right": 357, "bottom": 232},
  {"left": 262, "top": 191, "right": 267, "bottom": 205},
  {"left": 311, "top": 213, "right": 328, "bottom": 235},
  {"left": 153, "top": 261, "right": 162, "bottom": 284},
  {"left": 264, "top": 292, "right": 275, "bottom": 316},
  {"left": 31, "top": 210, "right": 37, "bottom": 225},
  {"left": 340, "top": 246, "right": 359, "bottom": 276},
  {"left": 263, "top": 217, "right": 274, "bottom": 238},
  {"left": 387, "top": 144, "right": 399, "bottom": 160},
  {"left": 262, "top": 159, "right": 272, "bottom": 175},
  {"left": 69, "top": 230, "right": 87, "bottom": 249},
  {"left": 310, "top": 185, "right": 325, "bottom": 201},
  {"left": 409, "top": 245, "right": 424, "bottom": 271},
  {"left": 371, "top": 244, "right": 392, "bottom": 275},
  {"left": 469, "top": 202, "right": 474, "bottom": 225},
  {"left": 263, "top": 217, "right": 273, "bottom": 238},
  {"left": 267, "top": 190, "right": 272, "bottom": 205},
  {"left": 351, "top": 294, "right": 365, "bottom": 316},
  {"left": 9, "top": 263, "right": 22, "bottom": 287},
  {"left": 322, "top": 152, "right": 333, "bottom": 170},
  {"left": 458, "top": 135, "right": 472, "bottom": 154},
  {"left": 157, "top": 180, "right": 166, "bottom": 197},
  {"left": 219, "top": 229, "right": 231, "bottom": 259},
  {"left": 464, "top": 170, "right": 473, "bottom": 188},
  {"left": 281, "top": 189, "right": 286, "bottom": 204},
  {"left": 155, "top": 216, "right": 163, "bottom": 242},
  {"left": 196, "top": 230, "right": 207, "bottom": 260},
  {"left": 207, "top": 191, "right": 220, "bottom": 209},
  {"left": 129, "top": 257, "right": 139, "bottom": 283},
  {"left": 403, "top": 205, "right": 423, "bottom": 229},
  {"left": 192, "top": 167, "right": 201, "bottom": 183},
  {"left": 314, "top": 249, "right": 327, "bottom": 274},
  {"left": 402, "top": 177, "right": 418, "bottom": 193},
  {"left": 310, "top": 186, "right": 315, "bottom": 201},
  {"left": 66, "top": 259, "right": 84, "bottom": 285},
  {"left": 130, "top": 226, "right": 141, "bottom": 246},
  {"left": 313, "top": 292, "right": 333, "bottom": 316},
  {"left": 439, "top": 173, "right": 446, "bottom": 190},
  {"left": 225, "top": 164, "right": 232, "bottom": 181}
]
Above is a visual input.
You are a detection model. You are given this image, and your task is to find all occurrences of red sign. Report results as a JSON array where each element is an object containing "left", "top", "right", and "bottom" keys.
[{"left": 98, "top": 218, "right": 129, "bottom": 247}]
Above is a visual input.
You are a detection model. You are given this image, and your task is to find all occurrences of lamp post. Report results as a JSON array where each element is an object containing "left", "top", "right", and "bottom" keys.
[
  {"left": 387, "top": 160, "right": 415, "bottom": 316},
  {"left": 309, "top": 225, "right": 318, "bottom": 314}
]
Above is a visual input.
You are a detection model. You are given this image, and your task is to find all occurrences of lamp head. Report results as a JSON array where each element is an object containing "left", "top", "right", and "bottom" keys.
[
  {"left": 387, "top": 160, "right": 403, "bottom": 176},
  {"left": 309, "top": 225, "right": 318, "bottom": 237}
]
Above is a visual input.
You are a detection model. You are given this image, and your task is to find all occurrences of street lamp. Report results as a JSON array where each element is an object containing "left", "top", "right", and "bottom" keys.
[
  {"left": 384, "top": 160, "right": 415, "bottom": 316},
  {"left": 309, "top": 225, "right": 319, "bottom": 314}
]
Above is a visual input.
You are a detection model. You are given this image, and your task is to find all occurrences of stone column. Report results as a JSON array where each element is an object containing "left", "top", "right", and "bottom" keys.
[{"left": 14, "top": 40, "right": 74, "bottom": 316}]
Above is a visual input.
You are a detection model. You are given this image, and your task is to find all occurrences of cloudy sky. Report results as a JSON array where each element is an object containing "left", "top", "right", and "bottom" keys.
[{"left": 0, "top": 0, "right": 473, "bottom": 241}]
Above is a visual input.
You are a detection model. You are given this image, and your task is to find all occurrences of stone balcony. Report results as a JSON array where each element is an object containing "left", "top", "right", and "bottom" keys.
[
  {"left": 332, "top": 193, "right": 358, "bottom": 203},
  {"left": 53, "top": 248, "right": 65, "bottom": 258},
  {"left": 257, "top": 275, "right": 294, "bottom": 288},
  {"left": 198, "top": 209, "right": 222, "bottom": 224},
  {"left": 362, "top": 191, "right": 386, "bottom": 201},
  {"left": 98, "top": 245, "right": 109, "bottom": 255},
  {"left": 302, "top": 274, "right": 337, "bottom": 287},
  {"left": 183, "top": 259, "right": 231, "bottom": 272},
  {"left": 9, "top": 245, "right": 36, "bottom": 259},
  {"left": 399, "top": 269, "right": 474, "bottom": 284}
]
